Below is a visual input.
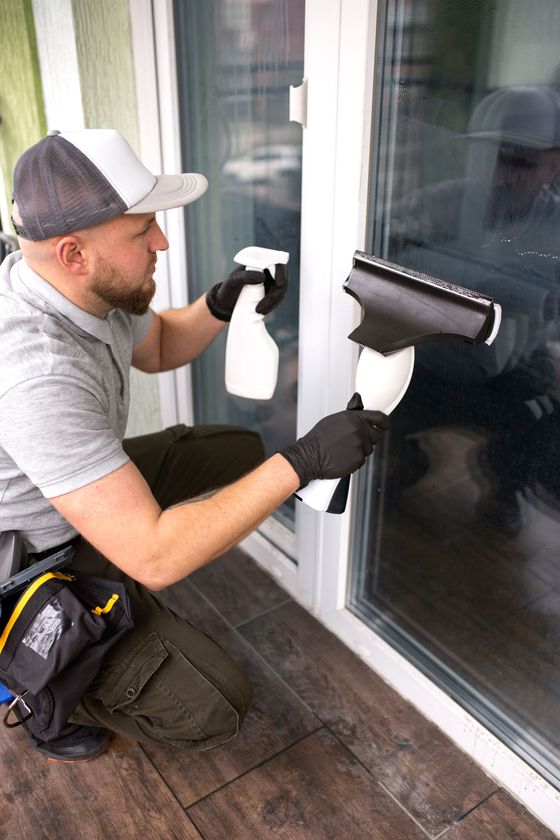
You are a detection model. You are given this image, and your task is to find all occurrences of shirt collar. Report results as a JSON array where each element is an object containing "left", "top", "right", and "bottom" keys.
[{"left": 17, "top": 255, "right": 112, "bottom": 344}]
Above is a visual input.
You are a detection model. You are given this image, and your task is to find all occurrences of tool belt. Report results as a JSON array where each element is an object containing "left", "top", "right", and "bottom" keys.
[{"left": 0, "top": 534, "right": 133, "bottom": 741}]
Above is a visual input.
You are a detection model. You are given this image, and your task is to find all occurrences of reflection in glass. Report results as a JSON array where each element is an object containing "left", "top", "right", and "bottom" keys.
[
  {"left": 351, "top": 0, "right": 560, "bottom": 785},
  {"left": 174, "top": 0, "right": 304, "bottom": 527}
]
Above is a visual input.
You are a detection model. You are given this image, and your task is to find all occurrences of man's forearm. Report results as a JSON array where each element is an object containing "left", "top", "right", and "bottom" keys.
[
  {"left": 49, "top": 400, "right": 386, "bottom": 591},
  {"left": 149, "top": 454, "right": 300, "bottom": 589},
  {"left": 158, "top": 294, "right": 225, "bottom": 371}
]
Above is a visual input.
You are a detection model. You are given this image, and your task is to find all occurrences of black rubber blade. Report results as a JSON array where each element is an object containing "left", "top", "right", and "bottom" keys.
[{"left": 344, "top": 252, "right": 498, "bottom": 354}]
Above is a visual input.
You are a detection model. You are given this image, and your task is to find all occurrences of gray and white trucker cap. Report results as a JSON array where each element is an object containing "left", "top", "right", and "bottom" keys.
[
  {"left": 12, "top": 128, "right": 208, "bottom": 241},
  {"left": 465, "top": 85, "right": 560, "bottom": 149}
]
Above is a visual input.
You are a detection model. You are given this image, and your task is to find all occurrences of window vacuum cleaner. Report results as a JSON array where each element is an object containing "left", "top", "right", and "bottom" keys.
[{"left": 296, "top": 251, "right": 501, "bottom": 513}]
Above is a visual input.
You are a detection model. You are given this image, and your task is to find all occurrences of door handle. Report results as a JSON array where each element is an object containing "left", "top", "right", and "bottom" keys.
[{"left": 289, "top": 79, "right": 308, "bottom": 128}]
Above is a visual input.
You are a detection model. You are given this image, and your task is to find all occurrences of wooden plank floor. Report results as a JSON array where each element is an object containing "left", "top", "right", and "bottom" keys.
[{"left": 0, "top": 547, "right": 556, "bottom": 839}]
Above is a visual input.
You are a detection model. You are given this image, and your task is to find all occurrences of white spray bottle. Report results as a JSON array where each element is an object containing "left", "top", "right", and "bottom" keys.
[{"left": 225, "top": 246, "right": 290, "bottom": 400}]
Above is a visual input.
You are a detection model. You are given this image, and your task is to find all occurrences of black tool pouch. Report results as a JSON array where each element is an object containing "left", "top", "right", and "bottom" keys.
[{"left": 0, "top": 569, "right": 133, "bottom": 741}]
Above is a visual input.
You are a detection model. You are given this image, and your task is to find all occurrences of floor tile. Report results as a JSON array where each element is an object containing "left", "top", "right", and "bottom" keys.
[
  {"left": 0, "top": 727, "right": 199, "bottom": 839},
  {"left": 188, "top": 728, "right": 427, "bottom": 840},
  {"left": 240, "top": 600, "right": 497, "bottom": 836},
  {"left": 442, "top": 789, "right": 557, "bottom": 839},
  {"left": 186, "top": 546, "right": 291, "bottom": 626}
]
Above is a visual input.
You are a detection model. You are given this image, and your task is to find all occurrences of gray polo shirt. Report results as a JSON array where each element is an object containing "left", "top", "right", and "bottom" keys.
[{"left": 0, "top": 251, "right": 154, "bottom": 552}]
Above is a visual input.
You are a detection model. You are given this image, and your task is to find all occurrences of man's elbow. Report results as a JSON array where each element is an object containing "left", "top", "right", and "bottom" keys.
[
  {"left": 144, "top": 579, "right": 168, "bottom": 593},
  {"left": 103, "top": 542, "right": 170, "bottom": 591},
  {"left": 126, "top": 547, "right": 207, "bottom": 592},
  {"left": 138, "top": 564, "right": 168, "bottom": 592},
  {"left": 132, "top": 561, "right": 174, "bottom": 592},
  {"left": 131, "top": 358, "right": 161, "bottom": 374}
]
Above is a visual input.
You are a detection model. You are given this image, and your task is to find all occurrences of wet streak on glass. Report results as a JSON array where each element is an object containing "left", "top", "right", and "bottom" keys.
[
  {"left": 173, "top": 0, "right": 304, "bottom": 528},
  {"left": 350, "top": 0, "right": 560, "bottom": 786}
]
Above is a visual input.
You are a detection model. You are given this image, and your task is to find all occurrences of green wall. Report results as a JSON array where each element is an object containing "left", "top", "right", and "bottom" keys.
[
  {"left": 0, "top": 0, "right": 46, "bottom": 228},
  {"left": 72, "top": 0, "right": 160, "bottom": 435},
  {"left": 0, "top": 0, "right": 160, "bottom": 433},
  {"left": 0, "top": 0, "right": 140, "bottom": 222},
  {"left": 72, "top": 0, "right": 139, "bottom": 150}
]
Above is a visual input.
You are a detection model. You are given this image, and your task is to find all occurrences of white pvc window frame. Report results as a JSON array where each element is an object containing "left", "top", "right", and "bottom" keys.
[
  {"left": 132, "top": 0, "right": 560, "bottom": 832},
  {"left": 129, "top": 0, "right": 193, "bottom": 428}
]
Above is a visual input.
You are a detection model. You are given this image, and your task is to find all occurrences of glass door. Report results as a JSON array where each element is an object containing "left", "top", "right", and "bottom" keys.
[
  {"left": 349, "top": 0, "right": 560, "bottom": 786},
  {"left": 173, "top": 0, "right": 305, "bottom": 542}
]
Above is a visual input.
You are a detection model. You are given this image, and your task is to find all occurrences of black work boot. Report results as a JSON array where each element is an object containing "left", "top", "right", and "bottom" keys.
[
  {"left": 29, "top": 724, "right": 110, "bottom": 762},
  {"left": 4, "top": 693, "right": 110, "bottom": 762},
  {"left": 13, "top": 711, "right": 110, "bottom": 762}
]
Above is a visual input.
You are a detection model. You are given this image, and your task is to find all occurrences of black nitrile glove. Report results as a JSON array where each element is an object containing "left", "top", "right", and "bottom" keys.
[
  {"left": 281, "top": 393, "right": 390, "bottom": 488},
  {"left": 206, "top": 264, "right": 289, "bottom": 322}
]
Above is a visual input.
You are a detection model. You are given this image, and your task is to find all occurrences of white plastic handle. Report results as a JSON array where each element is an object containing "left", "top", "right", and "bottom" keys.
[
  {"left": 295, "top": 478, "right": 340, "bottom": 512},
  {"left": 296, "top": 346, "right": 415, "bottom": 512}
]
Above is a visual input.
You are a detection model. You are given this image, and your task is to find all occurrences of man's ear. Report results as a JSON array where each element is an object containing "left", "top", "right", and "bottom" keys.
[{"left": 55, "top": 236, "right": 89, "bottom": 274}]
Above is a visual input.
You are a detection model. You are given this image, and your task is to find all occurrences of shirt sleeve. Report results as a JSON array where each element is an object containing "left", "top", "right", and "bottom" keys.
[{"left": 0, "top": 375, "right": 130, "bottom": 498}]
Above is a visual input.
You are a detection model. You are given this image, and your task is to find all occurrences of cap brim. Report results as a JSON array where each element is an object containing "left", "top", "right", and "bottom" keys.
[
  {"left": 125, "top": 173, "right": 208, "bottom": 213},
  {"left": 460, "top": 130, "right": 553, "bottom": 149}
]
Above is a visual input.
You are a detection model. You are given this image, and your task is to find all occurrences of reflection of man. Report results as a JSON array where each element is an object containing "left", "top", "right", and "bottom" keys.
[
  {"left": 388, "top": 85, "right": 560, "bottom": 532},
  {"left": 1, "top": 129, "right": 389, "bottom": 761},
  {"left": 391, "top": 85, "right": 560, "bottom": 277}
]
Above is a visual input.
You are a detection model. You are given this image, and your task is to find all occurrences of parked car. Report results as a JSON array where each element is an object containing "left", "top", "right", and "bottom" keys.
[{"left": 221, "top": 144, "right": 302, "bottom": 207}]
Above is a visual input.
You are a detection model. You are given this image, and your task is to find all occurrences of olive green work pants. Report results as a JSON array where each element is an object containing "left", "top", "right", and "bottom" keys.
[{"left": 69, "top": 424, "right": 265, "bottom": 751}]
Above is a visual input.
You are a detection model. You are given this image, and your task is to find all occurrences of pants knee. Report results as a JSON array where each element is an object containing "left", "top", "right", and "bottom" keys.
[{"left": 152, "top": 641, "right": 254, "bottom": 749}]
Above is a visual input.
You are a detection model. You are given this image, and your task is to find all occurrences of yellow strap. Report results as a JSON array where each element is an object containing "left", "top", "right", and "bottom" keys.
[
  {"left": 0, "top": 571, "right": 74, "bottom": 655},
  {"left": 91, "top": 593, "right": 119, "bottom": 616}
]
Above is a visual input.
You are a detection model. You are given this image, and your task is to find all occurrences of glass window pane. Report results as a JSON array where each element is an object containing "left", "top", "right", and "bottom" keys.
[
  {"left": 350, "top": 0, "right": 560, "bottom": 785},
  {"left": 173, "top": 0, "right": 304, "bottom": 529}
]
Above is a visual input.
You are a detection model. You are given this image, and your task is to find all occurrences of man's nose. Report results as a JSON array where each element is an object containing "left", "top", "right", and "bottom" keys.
[{"left": 150, "top": 222, "right": 169, "bottom": 252}]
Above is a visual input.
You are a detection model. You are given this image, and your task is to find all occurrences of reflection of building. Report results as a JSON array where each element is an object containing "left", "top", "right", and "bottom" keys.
[
  {"left": 381, "top": 0, "right": 560, "bottom": 203},
  {"left": 214, "top": 0, "right": 305, "bottom": 161}
]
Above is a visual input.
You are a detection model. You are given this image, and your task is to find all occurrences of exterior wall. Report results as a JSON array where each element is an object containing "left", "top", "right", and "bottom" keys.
[
  {"left": 0, "top": 0, "right": 46, "bottom": 229},
  {"left": 72, "top": 0, "right": 139, "bottom": 142},
  {"left": 71, "top": 0, "right": 162, "bottom": 435},
  {"left": 0, "top": 0, "right": 161, "bottom": 436}
]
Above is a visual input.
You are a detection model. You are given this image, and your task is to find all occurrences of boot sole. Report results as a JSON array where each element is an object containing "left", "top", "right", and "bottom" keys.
[{"left": 41, "top": 733, "right": 111, "bottom": 762}]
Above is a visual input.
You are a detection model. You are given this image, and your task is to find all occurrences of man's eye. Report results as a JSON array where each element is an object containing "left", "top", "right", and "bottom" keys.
[{"left": 136, "top": 219, "right": 155, "bottom": 237}]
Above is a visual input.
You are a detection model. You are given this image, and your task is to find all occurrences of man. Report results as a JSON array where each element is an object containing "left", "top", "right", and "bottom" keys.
[
  {"left": 0, "top": 128, "right": 388, "bottom": 761},
  {"left": 386, "top": 84, "right": 560, "bottom": 533}
]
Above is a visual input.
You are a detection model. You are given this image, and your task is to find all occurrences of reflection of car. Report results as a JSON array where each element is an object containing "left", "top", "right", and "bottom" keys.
[
  {"left": 222, "top": 143, "right": 301, "bottom": 207},
  {"left": 221, "top": 144, "right": 302, "bottom": 185},
  {"left": 221, "top": 145, "right": 302, "bottom": 208}
]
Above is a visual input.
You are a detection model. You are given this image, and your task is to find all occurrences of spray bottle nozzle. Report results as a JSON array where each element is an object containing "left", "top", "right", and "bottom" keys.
[{"left": 234, "top": 246, "right": 289, "bottom": 271}]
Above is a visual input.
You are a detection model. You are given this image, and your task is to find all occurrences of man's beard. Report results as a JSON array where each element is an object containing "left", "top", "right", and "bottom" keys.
[{"left": 92, "top": 255, "right": 156, "bottom": 315}]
